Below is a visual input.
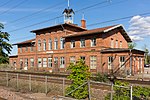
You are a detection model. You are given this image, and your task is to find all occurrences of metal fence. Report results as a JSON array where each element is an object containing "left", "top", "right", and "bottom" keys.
[{"left": 0, "top": 72, "right": 149, "bottom": 100}]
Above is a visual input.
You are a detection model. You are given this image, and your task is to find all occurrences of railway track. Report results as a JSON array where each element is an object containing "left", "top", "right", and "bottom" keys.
[{"left": 0, "top": 70, "right": 149, "bottom": 88}]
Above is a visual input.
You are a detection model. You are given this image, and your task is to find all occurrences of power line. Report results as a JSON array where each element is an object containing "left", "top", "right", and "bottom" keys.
[
  {"left": 6, "top": 1, "right": 66, "bottom": 25},
  {"left": 87, "top": 12, "right": 150, "bottom": 27},
  {"left": 0, "top": 0, "right": 12, "bottom": 8},
  {"left": 9, "top": 11, "right": 150, "bottom": 41},
  {"left": 7, "top": 0, "right": 110, "bottom": 33},
  {"left": 0, "top": 0, "right": 28, "bottom": 15}
]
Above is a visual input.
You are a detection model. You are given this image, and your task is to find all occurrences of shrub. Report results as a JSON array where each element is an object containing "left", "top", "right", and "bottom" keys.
[{"left": 65, "top": 59, "right": 91, "bottom": 99}]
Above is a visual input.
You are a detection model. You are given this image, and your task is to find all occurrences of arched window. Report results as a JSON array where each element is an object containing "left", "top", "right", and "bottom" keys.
[
  {"left": 43, "top": 39, "right": 46, "bottom": 51},
  {"left": 60, "top": 38, "right": 65, "bottom": 49},
  {"left": 54, "top": 38, "right": 58, "bottom": 50},
  {"left": 49, "top": 38, "right": 52, "bottom": 50},
  {"left": 38, "top": 40, "right": 41, "bottom": 51}
]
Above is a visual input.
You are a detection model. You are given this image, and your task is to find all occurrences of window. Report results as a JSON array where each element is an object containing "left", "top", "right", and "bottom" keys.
[
  {"left": 70, "top": 56, "right": 75, "bottom": 64},
  {"left": 38, "top": 40, "right": 41, "bottom": 51},
  {"left": 90, "top": 56, "right": 97, "bottom": 69},
  {"left": 120, "top": 41, "right": 122, "bottom": 48},
  {"left": 30, "top": 58, "right": 34, "bottom": 67},
  {"left": 71, "top": 40, "right": 75, "bottom": 48},
  {"left": 49, "top": 39, "right": 52, "bottom": 50},
  {"left": 91, "top": 37, "right": 96, "bottom": 47},
  {"left": 116, "top": 40, "right": 118, "bottom": 48},
  {"left": 20, "top": 59, "right": 23, "bottom": 69},
  {"left": 38, "top": 58, "right": 42, "bottom": 67},
  {"left": 54, "top": 38, "right": 58, "bottom": 50},
  {"left": 25, "top": 58, "right": 28, "bottom": 67},
  {"left": 30, "top": 46, "right": 33, "bottom": 52},
  {"left": 54, "top": 57, "right": 58, "bottom": 64},
  {"left": 110, "top": 38, "right": 114, "bottom": 48},
  {"left": 60, "top": 57, "right": 65, "bottom": 68},
  {"left": 80, "top": 56, "right": 85, "bottom": 61},
  {"left": 43, "top": 39, "right": 46, "bottom": 51},
  {"left": 43, "top": 58, "right": 47, "bottom": 67},
  {"left": 60, "top": 38, "right": 65, "bottom": 49},
  {"left": 119, "top": 56, "right": 125, "bottom": 68},
  {"left": 48, "top": 57, "right": 52, "bottom": 68},
  {"left": 20, "top": 46, "right": 22, "bottom": 53},
  {"left": 80, "top": 38, "right": 85, "bottom": 47},
  {"left": 25, "top": 46, "right": 28, "bottom": 51},
  {"left": 108, "top": 56, "right": 113, "bottom": 69}
]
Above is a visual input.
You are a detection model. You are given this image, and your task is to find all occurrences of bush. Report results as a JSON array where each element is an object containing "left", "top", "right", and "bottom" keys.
[
  {"left": 65, "top": 59, "right": 91, "bottom": 99},
  {"left": 93, "top": 72, "right": 109, "bottom": 82}
]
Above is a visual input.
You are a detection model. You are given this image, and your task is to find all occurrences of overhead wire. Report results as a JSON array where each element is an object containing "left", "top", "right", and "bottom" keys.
[
  {"left": 0, "top": 0, "right": 28, "bottom": 15},
  {"left": 6, "top": 1, "right": 66, "bottom": 25},
  {"left": 7, "top": 0, "right": 110, "bottom": 33},
  {"left": 0, "top": 0, "right": 12, "bottom": 8}
]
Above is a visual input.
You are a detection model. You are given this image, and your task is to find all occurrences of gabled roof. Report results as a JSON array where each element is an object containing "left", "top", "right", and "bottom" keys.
[
  {"left": 63, "top": 24, "right": 132, "bottom": 42},
  {"left": 13, "top": 38, "right": 35, "bottom": 45},
  {"left": 63, "top": 8, "right": 75, "bottom": 14},
  {"left": 31, "top": 23, "right": 87, "bottom": 33}
]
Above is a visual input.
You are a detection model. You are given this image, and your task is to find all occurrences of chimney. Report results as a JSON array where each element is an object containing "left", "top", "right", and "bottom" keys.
[{"left": 81, "top": 19, "right": 86, "bottom": 28}]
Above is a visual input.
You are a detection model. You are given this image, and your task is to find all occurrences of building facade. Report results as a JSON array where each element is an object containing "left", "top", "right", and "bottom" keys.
[{"left": 9, "top": 7, "right": 145, "bottom": 75}]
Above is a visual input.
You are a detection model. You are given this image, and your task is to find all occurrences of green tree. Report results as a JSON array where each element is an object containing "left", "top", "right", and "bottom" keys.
[
  {"left": 66, "top": 59, "right": 91, "bottom": 99},
  {"left": 0, "top": 23, "right": 12, "bottom": 64},
  {"left": 128, "top": 42, "right": 136, "bottom": 49}
]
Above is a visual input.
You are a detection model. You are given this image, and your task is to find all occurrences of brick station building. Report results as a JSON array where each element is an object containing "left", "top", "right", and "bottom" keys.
[{"left": 9, "top": 7, "right": 145, "bottom": 75}]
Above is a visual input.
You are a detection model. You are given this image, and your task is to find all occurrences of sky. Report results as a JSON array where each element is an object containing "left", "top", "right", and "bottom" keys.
[{"left": 0, "top": 0, "right": 150, "bottom": 55}]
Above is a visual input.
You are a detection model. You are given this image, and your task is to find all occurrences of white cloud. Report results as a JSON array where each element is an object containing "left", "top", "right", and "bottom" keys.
[
  {"left": 128, "top": 15, "right": 150, "bottom": 41},
  {"left": 0, "top": 21, "right": 7, "bottom": 24}
]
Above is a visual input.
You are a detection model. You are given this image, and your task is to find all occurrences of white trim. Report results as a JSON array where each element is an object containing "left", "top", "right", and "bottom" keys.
[{"left": 103, "top": 24, "right": 123, "bottom": 33}]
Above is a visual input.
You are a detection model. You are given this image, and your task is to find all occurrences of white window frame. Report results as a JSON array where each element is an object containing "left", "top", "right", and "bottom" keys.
[
  {"left": 43, "top": 58, "right": 47, "bottom": 67},
  {"left": 60, "top": 38, "right": 65, "bottom": 49},
  {"left": 120, "top": 41, "right": 122, "bottom": 48},
  {"left": 116, "top": 40, "right": 118, "bottom": 48},
  {"left": 38, "top": 58, "right": 42, "bottom": 67},
  {"left": 49, "top": 39, "right": 52, "bottom": 50},
  {"left": 54, "top": 38, "right": 58, "bottom": 50},
  {"left": 119, "top": 56, "right": 125, "bottom": 68},
  {"left": 71, "top": 40, "right": 75, "bottom": 48},
  {"left": 110, "top": 38, "right": 114, "bottom": 48},
  {"left": 43, "top": 39, "right": 46, "bottom": 51},
  {"left": 30, "top": 58, "right": 34, "bottom": 67},
  {"left": 108, "top": 56, "right": 113, "bottom": 69},
  {"left": 90, "top": 56, "right": 97, "bottom": 69},
  {"left": 91, "top": 37, "right": 96, "bottom": 47},
  {"left": 48, "top": 57, "right": 52, "bottom": 68},
  {"left": 38, "top": 40, "right": 41, "bottom": 51},
  {"left": 80, "top": 38, "right": 85, "bottom": 48},
  {"left": 25, "top": 58, "right": 28, "bottom": 67},
  {"left": 60, "top": 57, "right": 65, "bottom": 68},
  {"left": 70, "top": 56, "right": 75, "bottom": 64}
]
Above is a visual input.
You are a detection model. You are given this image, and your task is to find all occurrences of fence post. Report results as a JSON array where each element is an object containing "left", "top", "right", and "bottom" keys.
[
  {"left": 63, "top": 78, "right": 65, "bottom": 96},
  {"left": 29, "top": 74, "right": 31, "bottom": 91},
  {"left": 110, "top": 83, "right": 113, "bottom": 100},
  {"left": 45, "top": 76, "right": 47, "bottom": 94},
  {"left": 17, "top": 73, "right": 19, "bottom": 89},
  {"left": 88, "top": 80, "right": 91, "bottom": 100},
  {"left": 130, "top": 85, "right": 133, "bottom": 100},
  {"left": 6, "top": 72, "right": 8, "bottom": 86}
]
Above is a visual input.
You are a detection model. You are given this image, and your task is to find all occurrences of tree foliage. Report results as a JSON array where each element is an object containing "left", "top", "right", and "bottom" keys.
[
  {"left": 0, "top": 23, "right": 12, "bottom": 64},
  {"left": 128, "top": 42, "right": 136, "bottom": 49},
  {"left": 93, "top": 72, "right": 109, "bottom": 82},
  {"left": 65, "top": 59, "right": 91, "bottom": 99},
  {"left": 105, "top": 80, "right": 150, "bottom": 100}
]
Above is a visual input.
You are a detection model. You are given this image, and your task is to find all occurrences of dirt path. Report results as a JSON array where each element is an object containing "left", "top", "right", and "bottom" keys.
[{"left": 0, "top": 86, "right": 54, "bottom": 100}]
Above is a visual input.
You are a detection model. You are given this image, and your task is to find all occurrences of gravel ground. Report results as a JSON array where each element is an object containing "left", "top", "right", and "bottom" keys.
[{"left": 0, "top": 86, "right": 54, "bottom": 100}]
